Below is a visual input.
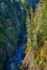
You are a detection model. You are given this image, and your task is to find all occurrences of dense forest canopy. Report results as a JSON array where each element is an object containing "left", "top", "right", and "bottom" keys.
[{"left": 0, "top": 0, "right": 47, "bottom": 70}]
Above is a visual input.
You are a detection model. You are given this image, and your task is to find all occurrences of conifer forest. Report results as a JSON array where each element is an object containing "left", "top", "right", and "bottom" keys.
[{"left": 0, "top": 0, "right": 47, "bottom": 70}]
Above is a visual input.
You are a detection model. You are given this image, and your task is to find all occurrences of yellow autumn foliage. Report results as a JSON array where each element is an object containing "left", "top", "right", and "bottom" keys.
[
  {"left": 0, "top": 24, "right": 2, "bottom": 28},
  {"left": 40, "top": 41, "right": 47, "bottom": 60},
  {"left": 34, "top": 17, "right": 36, "bottom": 23}
]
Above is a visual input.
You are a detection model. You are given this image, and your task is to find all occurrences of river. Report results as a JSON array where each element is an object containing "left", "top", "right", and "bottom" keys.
[{"left": 7, "top": 31, "right": 26, "bottom": 70}]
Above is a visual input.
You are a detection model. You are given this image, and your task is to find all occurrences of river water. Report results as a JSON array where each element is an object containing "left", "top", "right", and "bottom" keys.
[{"left": 7, "top": 31, "right": 26, "bottom": 70}]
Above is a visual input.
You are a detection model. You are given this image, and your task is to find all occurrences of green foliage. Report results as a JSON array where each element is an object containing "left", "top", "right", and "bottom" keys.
[
  {"left": 25, "top": 0, "right": 47, "bottom": 69},
  {"left": 0, "top": 63, "right": 2, "bottom": 70}
]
